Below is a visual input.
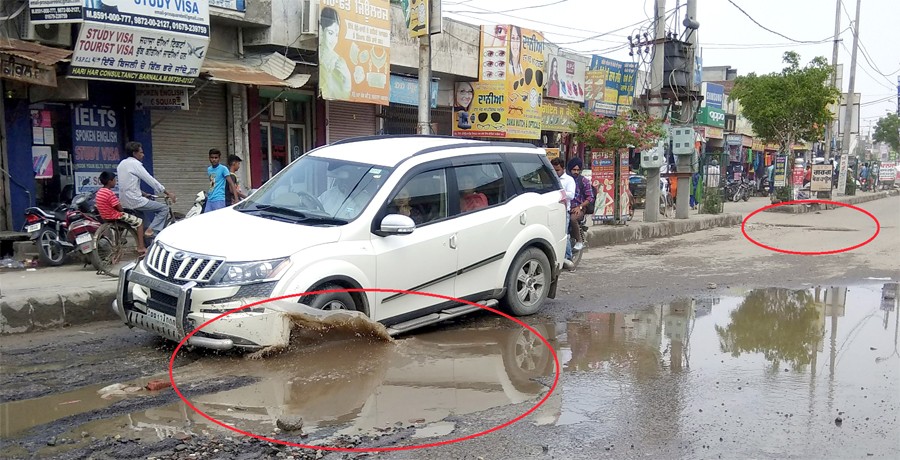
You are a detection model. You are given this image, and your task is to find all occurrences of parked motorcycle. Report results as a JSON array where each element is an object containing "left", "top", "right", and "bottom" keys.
[
  {"left": 184, "top": 190, "right": 207, "bottom": 219},
  {"left": 23, "top": 192, "right": 102, "bottom": 266}
]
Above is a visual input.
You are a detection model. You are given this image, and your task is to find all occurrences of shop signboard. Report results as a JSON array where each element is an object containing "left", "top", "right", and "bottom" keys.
[
  {"left": 544, "top": 148, "right": 560, "bottom": 160},
  {"left": 591, "top": 151, "right": 616, "bottom": 222},
  {"left": 696, "top": 106, "right": 726, "bottom": 128},
  {"left": 792, "top": 164, "right": 805, "bottom": 187},
  {"left": 505, "top": 26, "right": 544, "bottom": 139},
  {"left": 135, "top": 85, "right": 190, "bottom": 110},
  {"left": 69, "top": 0, "right": 211, "bottom": 86},
  {"left": 318, "top": 0, "right": 391, "bottom": 105},
  {"left": 545, "top": 54, "right": 585, "bottom": 103},
  {"left": 208, "top": 0, "right": 245, "bottom": 11},
  {"left": 726, "top": 134, "right": 743, "bottom": 146},
  {"left": 71, "top": 104, "right": 123, "bottom": 194},
  {"left": 1, "top": 54, "right": 58, "bottom": 87},
  {"left": 703, "top": 82, "right": 724, "bottom": 109},
  {"left": 617, "top": 62, "right": 638, "bottom": 116},
  {"left": 774, "top": 155, "right": 787, "bottom": 187},
  {"left": 880, "top": 162, "right": 897, "bottom": 181},
  {"left": 541, "top": 99, "right": 575, "bottom": 132},
  {"left": 705, "top": 126, "right": 724, "bottom": 139},
  {"left": 452, "top": 81, "right": 506, "bottom": 138},
  {"left": 810, "top": 164, "right": 832, "bottom": 192},
  {"left": 585, "top": 56, "right": 623, "bottom": 118},
  {"left": 389, "top": 75, "right": 438, "bottom": 107},
  {"left": 29, "top": 0, "right": 82, "bottom": 23}
]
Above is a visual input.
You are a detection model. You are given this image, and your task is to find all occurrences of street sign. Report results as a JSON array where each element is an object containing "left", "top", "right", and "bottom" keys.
[{"left": 774, "top": 156, "right": 787, "bottom": 187}]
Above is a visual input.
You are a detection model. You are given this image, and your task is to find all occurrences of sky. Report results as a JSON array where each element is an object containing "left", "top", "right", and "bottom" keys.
[{"left": 442, "top": 0, "right": 898, "bottom": 136}]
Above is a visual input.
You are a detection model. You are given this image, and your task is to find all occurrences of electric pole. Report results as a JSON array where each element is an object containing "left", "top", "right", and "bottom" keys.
[
  {"left": 417, "top": 32, "right": 432, "bottom": 134},
  {"left": 825, "top": 0, "right": 841, "bottom": 160},
  {"left": 838, "top": 0, "right": 861, "bottom": 194},
  {"left": 673, "top": 0, "right": 699, "bottom": 220},
  {"left": 644, "top": 0, "right": 667, "bottom": 223}
]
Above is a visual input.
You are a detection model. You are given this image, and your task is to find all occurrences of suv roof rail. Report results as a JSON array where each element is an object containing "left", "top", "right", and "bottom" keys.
[
  {"left": 330, "top": 134, "right": 460, "bottom": 146},
  {"left": 414, "top": 141, "right": 542, "bottom": 157}
]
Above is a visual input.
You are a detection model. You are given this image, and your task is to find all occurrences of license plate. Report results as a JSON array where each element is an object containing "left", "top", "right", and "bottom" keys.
[
  {"left": 147, "top": 309, "right": 177, "bottom": 328},
  {"left": 76, "top": 233, "right": 93, "bottom": 245},
  {"left": 26, "top": 223, "right": 41, "bottom": 233}
]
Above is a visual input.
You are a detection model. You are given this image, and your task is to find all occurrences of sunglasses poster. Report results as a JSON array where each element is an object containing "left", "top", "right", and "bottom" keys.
[
  {"left": 505, "top": 27, "right": 544, "bottom": 139},
  {"left": 452, "top": 81, "right": 507, "bottom": 138},
  {"left": 545, "top": 54, "right": 586, "bottom": 103},
  {"left": 318, "top": 0, "right": 391, "bottom": 105}
]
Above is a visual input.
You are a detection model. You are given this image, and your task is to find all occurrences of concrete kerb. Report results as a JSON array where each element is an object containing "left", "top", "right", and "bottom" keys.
[
  {"left": 765, "top": 190, "right": 899, "bottom": 214},
  {"left": 586, "top": 213, "right": 744, "bottom": 247}
]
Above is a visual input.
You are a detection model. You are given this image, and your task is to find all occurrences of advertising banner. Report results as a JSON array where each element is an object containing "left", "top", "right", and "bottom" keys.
[
  {"left": 71, "top": 104, "right": 123, "bottom": 194},
  {"left": 135, "top": 84, "right": 190, "bottom": 110},
  {"left": 810, "top": 164, "right": 832, "bottom": 192},
  {"left": 208, "top": 0, "right": 245, "bottom": 12},
  {"left": 545, "top": 54, "right": 585, "bottom": 103},
  {"left": 774, "top": 155, "right": 787, "bottom": 187},
  {"left": 705, "top": 126, "right": 724, "bottom": 139},
  {"left": 618, "top": 150, "right": 630, "bottom": 219},
  {"left": 591, "top": 151, "right": 616, "bottom": 221},
  {"left": 318, "top": 0, "right": 391, "bottom": 105},
  {"left": 703, "top": 82, "right": 724, "bottom": 109},
  {"left": 401, "top": 0, "right": 429, "bottom": 38},
  {"left": 837, "top": 153, "right": 849, "bottom": 195},
  {"left": 32, "top": 146, "right": 54, "bottom": 179},
  {"left": 541, "top": 99, "right": 575, "bottom": 132},
  {"left": 69, "top": 0, "right": 211, "bottom": 86},
  {"left": 697, "top": 106, "right": 726, "bottom": 128},
  {"left": 389, "top": 74, "right": 437, "bottom": 107},
  {"left": 792, "top": 164, "right": 805, "bottom": 187},
  {"left": 29, "top": 0, "right": 82, "bottom": 23},
  {"left": 452, "top": 81, "right": 506, "bottom": 138},
  {"left": 585, "top": 56, "right": 623, "bottom": 117},
  {"left": 617, "top": 62, "right": 638, "bottom": 116},
  {"left": 880, "top": 162, "right": 897, "bottom": 181},
  {"left": 505, "top": 27, "right": 544, "bottom": 139}
]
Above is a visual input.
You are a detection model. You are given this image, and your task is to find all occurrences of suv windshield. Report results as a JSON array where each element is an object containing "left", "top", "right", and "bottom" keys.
[{"left": 235, "top": 156, "right": 393, "bottom": 224}]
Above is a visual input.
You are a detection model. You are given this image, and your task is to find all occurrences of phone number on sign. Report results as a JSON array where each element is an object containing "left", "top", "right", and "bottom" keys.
[{"left": 85, "top": 10, "right": 133, "bottom": 24}]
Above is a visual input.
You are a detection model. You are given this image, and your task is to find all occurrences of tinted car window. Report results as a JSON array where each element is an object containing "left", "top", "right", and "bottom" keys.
[
  {"left": 386, "top": 169, "right": 448, "bottom": 226},
  {"left": 453, "top": 163, "right": 506, "bottom": 214},
  {"left": 509, "top": 156, "right": 558, "bottom": 194}
]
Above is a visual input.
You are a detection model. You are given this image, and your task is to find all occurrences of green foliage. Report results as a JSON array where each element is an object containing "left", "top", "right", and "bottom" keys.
[
  {"left": 729, "top": 52, "right": 840, "bottom": 153},
  {"left": 700, "top": 186, "right": 722, "bottom": 214},
  {"left": 571, "top": 109, "right": 667, "bottom": 152},
  {"left": 774, "top": 186, "right": 792, "bottom": 203},
  {"left": 873, "top": 113, "right": 900, "bottom": 153}
]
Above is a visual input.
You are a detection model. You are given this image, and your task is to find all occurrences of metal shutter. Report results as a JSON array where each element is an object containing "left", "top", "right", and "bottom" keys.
[
  {"left": 151, "top": 84, "right": 228, "bottom": 214},
  {"left": 327, "top": 101, "right": 376, "bottom": 142}
]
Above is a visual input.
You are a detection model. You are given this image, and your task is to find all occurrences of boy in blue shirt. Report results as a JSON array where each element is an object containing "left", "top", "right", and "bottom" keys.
[{"left": 205, "top": 148, "right": 238, "bottom": 212}]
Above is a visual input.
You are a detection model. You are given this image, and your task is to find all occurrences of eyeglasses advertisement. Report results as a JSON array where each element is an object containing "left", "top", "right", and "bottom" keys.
[
  {"left": 452, "top": 81, "right": 507, "bottom": 138},
  {"left": 505, "top": 26, "right": 544, "bottom": 139}
]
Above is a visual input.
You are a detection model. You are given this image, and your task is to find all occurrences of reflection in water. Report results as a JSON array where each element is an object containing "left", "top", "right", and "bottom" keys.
[
  {"left": 554, "top": 284, "right": 900, "bottom": 458},
  {"left": 716, "top": 288, "right": 822, "bottom": 371}
]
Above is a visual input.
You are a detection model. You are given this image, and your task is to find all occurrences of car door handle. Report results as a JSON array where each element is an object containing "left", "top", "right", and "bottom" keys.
[
  {"left": 449, "top": 234, "right": 457, "bottom": 249},
  {"left": 520, "top": 212, "right": 527, "bottom": 225}
]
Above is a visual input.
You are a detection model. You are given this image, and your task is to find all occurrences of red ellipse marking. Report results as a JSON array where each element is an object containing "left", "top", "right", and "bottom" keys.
[
  {"left": 167, "top": 288, "right": 560, "bottom": 453},
  {"left": 741, "top": 199, "right": 881, "bottom": 256}
]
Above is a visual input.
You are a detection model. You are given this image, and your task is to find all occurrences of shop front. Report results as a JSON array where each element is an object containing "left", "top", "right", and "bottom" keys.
[{"left": 380, "top": 74, "right": 451, "bottom": 135}]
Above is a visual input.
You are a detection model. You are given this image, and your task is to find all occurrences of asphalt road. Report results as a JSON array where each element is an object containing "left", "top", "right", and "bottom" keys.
[{"left": 1, "top": 196, "right": 897, "bottom": 459}]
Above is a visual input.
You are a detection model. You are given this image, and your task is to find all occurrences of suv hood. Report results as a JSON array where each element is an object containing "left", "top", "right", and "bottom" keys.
[{"left": 154, "top": 207, "right": 340, "bottom": 261}]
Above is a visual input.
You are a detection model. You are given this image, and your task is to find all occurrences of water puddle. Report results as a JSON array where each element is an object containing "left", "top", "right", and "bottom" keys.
[{"left": 549, "top": 283, "right": 900, "bottom": 457}]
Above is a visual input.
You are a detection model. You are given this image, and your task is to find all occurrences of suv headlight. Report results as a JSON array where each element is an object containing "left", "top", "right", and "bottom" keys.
[{"left": 210, "top": 258, "right": 291, "bottom": 286}]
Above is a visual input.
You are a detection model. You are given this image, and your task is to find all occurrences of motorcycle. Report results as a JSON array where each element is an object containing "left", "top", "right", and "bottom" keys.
[
  {"left": 184, "top": 190, "right": 207, "bottom": 219},
  {"left": 23, "top": 192, "right": 102, "bottom": 266}
]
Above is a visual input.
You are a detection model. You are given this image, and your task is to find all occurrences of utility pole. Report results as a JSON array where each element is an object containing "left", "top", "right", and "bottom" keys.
[
  {"left": 825, "top": 0, "right": 842, "bottom": 160},
  {"left": 673, "top": 0, "right": 699, "bottom": 220},
  {"left": 644, "top": 0, "right": 667, "bottom": 223},
  {"left": 839, "top": 0, "right": 861, "bottom": 194},
  {"left": 417, "top": 32, "right": 432, "bottom": 134}
]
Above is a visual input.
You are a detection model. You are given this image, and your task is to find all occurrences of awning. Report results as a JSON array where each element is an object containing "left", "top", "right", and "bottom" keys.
[
  {"left": 0, "top": 38, "right": 72, "bottom": 65},
  {"left": 200, "top": 53, "right": 310, "bottom": 89}
]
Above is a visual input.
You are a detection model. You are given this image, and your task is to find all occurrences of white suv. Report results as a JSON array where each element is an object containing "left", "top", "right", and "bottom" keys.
[{"left": 113, "top": 136, "right": 568, "bottom": 350}]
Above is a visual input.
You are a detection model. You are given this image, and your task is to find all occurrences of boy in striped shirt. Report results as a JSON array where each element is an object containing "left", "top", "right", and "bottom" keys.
[{"left": 96, "top": 171, "right": 147, "bottom": 255}]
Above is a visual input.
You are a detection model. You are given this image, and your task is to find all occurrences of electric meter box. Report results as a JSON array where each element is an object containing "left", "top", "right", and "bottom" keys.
[
  {"left": 671, "top": 127, "right": 695, "bottom": 155},
  {"left": 641, "top": 140, "right": 667, "bottom": 169}
]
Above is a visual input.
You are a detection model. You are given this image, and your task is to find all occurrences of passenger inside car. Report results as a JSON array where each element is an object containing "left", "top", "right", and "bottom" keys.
[{"left": 460, "top": 175, "right": 489, "bottom": 212}]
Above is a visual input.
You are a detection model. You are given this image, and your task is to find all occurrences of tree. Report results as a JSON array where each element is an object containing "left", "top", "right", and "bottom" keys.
[
  {"left": 571, "top": 109, "right": 666, "bottom": 152},
  {"left": 729, "top": 52, "right": 840, "bottom": 154},
  {"left": 873, "top": 113, "right": 900, "bottom": 153}
]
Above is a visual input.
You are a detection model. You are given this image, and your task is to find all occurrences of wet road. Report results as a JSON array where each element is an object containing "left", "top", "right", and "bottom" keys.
[{"left": 1, "top": 197, "right": 898, "bottom": 459}]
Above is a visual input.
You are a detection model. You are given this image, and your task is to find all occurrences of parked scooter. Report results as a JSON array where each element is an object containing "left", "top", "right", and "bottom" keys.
[
  {"left": 184, "top": 190, "right": 207, "bottom": 219},
  {"left": 22, "top": 192, "right": 102, "bottom": 266}
]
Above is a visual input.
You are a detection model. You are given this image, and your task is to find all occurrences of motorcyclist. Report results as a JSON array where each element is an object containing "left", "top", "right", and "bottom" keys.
[
  {"left": 116, "top": 141, "right": 175, "bottom": 239},
  {"left": 567, "top": 157, "right": 594, "bottom": 252}
]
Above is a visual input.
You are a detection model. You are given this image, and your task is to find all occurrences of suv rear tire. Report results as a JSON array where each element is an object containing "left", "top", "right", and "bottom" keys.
[{"left": 502, "top": 247, "right": 551, "bottom": 316}]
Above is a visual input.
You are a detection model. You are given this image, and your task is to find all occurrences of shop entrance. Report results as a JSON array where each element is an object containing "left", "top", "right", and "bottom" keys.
[{"left": 260, "top": 123, "right": 308, "bottom": 182}]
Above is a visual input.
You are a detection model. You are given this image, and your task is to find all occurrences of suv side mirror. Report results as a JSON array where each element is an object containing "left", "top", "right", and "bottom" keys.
[{"left": 378, "top": 214, "right": 416, "bottom": 236}]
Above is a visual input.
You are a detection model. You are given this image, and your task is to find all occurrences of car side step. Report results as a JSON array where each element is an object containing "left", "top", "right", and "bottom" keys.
[{"left": 386, "top": 300, "right": 498, "bottom": 336}]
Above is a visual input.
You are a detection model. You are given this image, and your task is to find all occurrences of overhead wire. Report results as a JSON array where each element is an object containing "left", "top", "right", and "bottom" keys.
[
  {"left": 446, "top": 0, "right": 571, "bottom": 15},
  {"left": 725, "top": 0, "right": 843, "bottom": 44}
]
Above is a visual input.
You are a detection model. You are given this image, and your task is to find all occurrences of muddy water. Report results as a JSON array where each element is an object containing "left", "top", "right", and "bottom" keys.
[
  {"left": 550, "top": 283, "right": 900, "bottom": 457},
  {"left": 2, "top": 284, "right": 897, "bottom": 457}
]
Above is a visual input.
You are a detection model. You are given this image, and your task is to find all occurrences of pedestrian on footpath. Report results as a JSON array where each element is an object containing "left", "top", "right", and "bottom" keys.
[
  {"left": 225, "top": 154, "right": 247, "bottom": 207},
  {"left": 116, "top": 141, "right": 175, "bottom": 239},
  {"left": 551, "top": 157, "right": 576, "bottom": 269},
  {"left": 205, "top": 149, "right": 237, "bottom": 212}
]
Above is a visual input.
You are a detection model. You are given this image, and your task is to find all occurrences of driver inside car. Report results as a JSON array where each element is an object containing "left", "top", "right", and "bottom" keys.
[{"left": 318, "top": 169, "right": 355, "bottom": 215}]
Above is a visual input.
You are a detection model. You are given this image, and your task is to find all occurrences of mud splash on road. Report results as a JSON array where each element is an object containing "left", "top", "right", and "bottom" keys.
[{"left": 287, "top": 310, "right": 393, "bottom": 342}]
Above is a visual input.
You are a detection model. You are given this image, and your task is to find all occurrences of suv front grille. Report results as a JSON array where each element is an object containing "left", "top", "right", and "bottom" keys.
[{"left": 145, "top": 242, "right": 223, "bottom": 284}]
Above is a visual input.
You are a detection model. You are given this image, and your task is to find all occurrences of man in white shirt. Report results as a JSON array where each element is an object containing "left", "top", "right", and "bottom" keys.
[
  {"left": 552, "top": 157, "right": 576, "bottom": 269},
  {"left": 116, "top": 142, "right": 175, "bottom": 237}
]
